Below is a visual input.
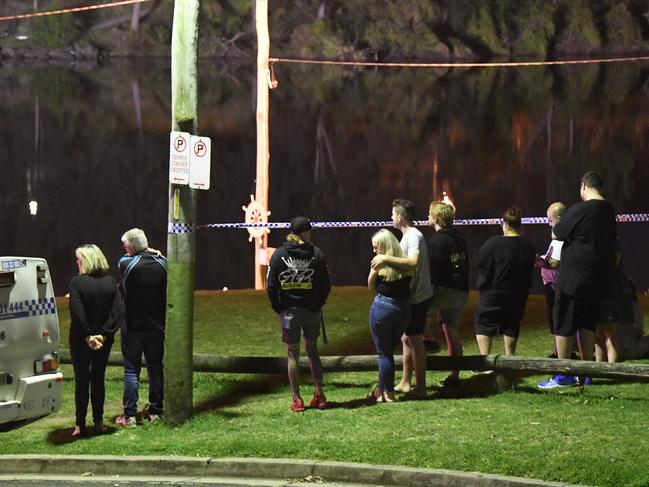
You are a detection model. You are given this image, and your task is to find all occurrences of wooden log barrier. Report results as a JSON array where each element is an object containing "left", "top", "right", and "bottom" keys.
[{"left": 58, "top": 350, "right": 649, "bottom": 381}]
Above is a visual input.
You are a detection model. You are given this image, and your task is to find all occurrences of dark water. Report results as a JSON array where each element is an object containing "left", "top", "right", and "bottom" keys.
[{"left": 1, "top": 59, "right": 648, "bottom": 296}]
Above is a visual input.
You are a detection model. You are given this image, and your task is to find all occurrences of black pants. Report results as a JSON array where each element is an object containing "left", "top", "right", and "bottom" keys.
[{"left": 69, "top": 335, "right": 114, "bottom": 426}]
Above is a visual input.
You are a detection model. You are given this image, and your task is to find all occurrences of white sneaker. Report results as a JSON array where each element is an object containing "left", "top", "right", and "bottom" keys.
[{"left": 115, "top": 415, "right": 137, "bottom": 427}]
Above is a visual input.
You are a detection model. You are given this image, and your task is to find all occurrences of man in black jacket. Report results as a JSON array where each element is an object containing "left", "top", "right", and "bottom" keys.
[
  {"left": 115, "top": 228, "right": 167, "bottom": 426},
  {"left": 267, "top": 217, "right": 331, "bottom": 412}
]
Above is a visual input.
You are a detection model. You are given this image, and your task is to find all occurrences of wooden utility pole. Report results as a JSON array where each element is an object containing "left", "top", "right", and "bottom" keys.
[
  {"left": 254, "top": 0, "right": 270, "bottom": 290},
  {"left": 130, "top": 2, "right": 140, "bottom": 32},
  {"left": 164, "top": 0, "right": 200, "bottom": 425}
]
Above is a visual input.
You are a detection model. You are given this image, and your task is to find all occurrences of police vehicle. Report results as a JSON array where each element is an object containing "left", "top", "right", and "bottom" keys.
[{"left": 0, "top": 257, "right": 62, "bottom": 425}]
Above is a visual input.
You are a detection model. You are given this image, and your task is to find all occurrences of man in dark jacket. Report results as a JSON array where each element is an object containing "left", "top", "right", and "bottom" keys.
[
  {"left": 115, "top": 228, "right": 167, "bottom": 426},
  {"left": 267, "top": 216, "right": 331, "bottom": 413}
]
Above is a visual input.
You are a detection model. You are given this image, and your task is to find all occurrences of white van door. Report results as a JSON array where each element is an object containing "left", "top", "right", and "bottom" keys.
[{"left": 0, "top": 257, "right": 62, "bottom": 424}]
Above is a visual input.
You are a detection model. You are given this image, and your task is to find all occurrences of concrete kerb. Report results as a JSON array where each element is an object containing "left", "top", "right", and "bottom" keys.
[{"left": 0, "top": 455, "right": 584, "bottom": 487}]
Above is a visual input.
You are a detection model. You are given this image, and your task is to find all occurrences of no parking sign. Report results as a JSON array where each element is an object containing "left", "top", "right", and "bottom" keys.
[
  {"left": 169, "top": 131, "right": 211, "bottom": 190},
  {"left": 189, "top": 135, "right": 211, "bottom": 190}
]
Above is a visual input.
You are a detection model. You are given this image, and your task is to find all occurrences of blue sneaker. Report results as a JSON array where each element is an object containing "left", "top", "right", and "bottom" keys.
[{"left": 538, "top": 375, "right": 578, "bottom": 389}]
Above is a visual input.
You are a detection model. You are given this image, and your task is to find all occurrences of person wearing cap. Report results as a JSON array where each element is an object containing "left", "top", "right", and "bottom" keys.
[{"left": 267, "top": 216, "right": 331, "bottom": 413}]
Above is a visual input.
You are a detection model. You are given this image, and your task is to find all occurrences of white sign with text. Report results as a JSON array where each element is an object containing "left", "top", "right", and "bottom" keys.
[
  {"left": 169, "top": 131, "right": 190, "bottom": 185},
  {"left": 189, "top": 135, "right": 211, "bottom": 190}
]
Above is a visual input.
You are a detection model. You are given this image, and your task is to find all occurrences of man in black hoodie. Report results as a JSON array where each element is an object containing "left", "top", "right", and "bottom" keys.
[{"left": 267, "top": 217, "right": 331, "bottom": 412}]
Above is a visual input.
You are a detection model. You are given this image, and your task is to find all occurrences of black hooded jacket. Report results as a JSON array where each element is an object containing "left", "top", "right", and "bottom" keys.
[
  {"left": 428, "top": 226, "right": 469, "bottom": 291},
  {"left": 266, "top": 240, "right": 331, "bottom": 314}
]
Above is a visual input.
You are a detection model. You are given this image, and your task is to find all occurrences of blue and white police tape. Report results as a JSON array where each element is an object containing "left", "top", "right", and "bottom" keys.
[
  {"left": 168, "top": 222, "right": 196, "bottom": 234},
  {"left": 197, "top": 213, "right": 649, "bottom": 230}
]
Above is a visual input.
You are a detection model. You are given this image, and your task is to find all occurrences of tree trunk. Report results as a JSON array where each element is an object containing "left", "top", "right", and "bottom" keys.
[{"left": 165, "top": 0, "right": 200, "bottom": 425}]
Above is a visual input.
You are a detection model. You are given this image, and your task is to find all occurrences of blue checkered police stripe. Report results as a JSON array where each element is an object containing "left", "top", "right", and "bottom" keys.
[
  {"left": 197, "top": 213, "right": 649, "bottom": 230},
  {"left": 27, "top": 297, "right": 56, "bottom": 316},
  {"left": 168, "top": 222, "right": 196, "bottom": 234}
]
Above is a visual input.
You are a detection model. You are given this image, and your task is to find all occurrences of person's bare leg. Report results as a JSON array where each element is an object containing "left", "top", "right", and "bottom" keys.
[
  {"left": 594, "top": 328, "right": 607, "bottom": 362},
  {"left": 476, "top": 334, "right": 492, "bottom": 355},
  {"left": 286, "top": 343, "right": 301, "bottom": 399},
  {"left": 604, "top": 334, "right": 618, "bottom": 363},
  {"left": 409, "top": 334, "right": 427, "bottom": 395},
  {"left": 423, "top": 317, "right": 435, "bottom": 342},
  {"left": 395, "top": 334, "right": 412, "bottom": 392},
  {"left": 595, "top": 323, "right": 623, "bottom": 364},
  {"left": 304, "top": 338, "right": 323, "bottom": 395},
  {"left": 578, "top": 329, "right": 595, "bottom": 361},
  {"left": 555, "top": 335, "right": 574, "bottom": 359},
  {"left": 442, "top": 323, "right": 463, "bottom": 379},
  {"left": 503, "top": 335, "right": 518, "bottom": 356},
  {"left": 575, "top": 330, "right": 584, "bottom": 358}
]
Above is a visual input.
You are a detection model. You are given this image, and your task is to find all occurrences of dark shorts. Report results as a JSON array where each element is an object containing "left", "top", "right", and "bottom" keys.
[
  {"left": 405, "top": 297, "right": 432, "bottom": 336},
  {"left": 279, "top": 307, "right": 321, "bottom": 344},
  {"left": 553, "top": 290, "right": 602, "bottom": 336},
  {"left": 474, "top": 290, "right": 528, "bottom": 338}
]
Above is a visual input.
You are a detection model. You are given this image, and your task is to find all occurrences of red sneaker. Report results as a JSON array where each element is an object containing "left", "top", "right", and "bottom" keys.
[
  {"left": 290, "top": 396, "right": 305, "bottom": 413},
  {"left": 309, "top": 392, "right": 327, "bottom": 410}
]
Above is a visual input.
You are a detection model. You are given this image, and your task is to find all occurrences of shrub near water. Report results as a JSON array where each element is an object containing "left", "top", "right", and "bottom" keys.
[
  {"left": 5, "top": 287, "right": 649, "bottom": 487},
  {"left": 30, "top": 1, "right": 80, "bottom": 49}
]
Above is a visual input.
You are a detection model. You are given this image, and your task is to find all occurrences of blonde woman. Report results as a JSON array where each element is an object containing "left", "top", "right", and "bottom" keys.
[
  {"left": 69, "top": 244, "right": 123, "bottom": 437},
  {"left": 367, "top": 229, "right": 412, "bottom": 403}
]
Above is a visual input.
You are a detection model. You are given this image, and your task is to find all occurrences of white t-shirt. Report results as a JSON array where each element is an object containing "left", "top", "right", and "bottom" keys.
[
  {"left": 400, "top": 226, "right": 433, "bottom": 304},
  {"left": 548, "top": 239, "right": 563, "bottom": 260}
]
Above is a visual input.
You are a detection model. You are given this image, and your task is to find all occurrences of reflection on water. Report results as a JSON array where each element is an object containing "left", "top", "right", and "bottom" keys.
[{"left": 0, "top": 59, "right": 648, "bottom": 295}]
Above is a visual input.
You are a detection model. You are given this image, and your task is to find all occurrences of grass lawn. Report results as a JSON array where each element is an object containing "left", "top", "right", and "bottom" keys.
[{"left": 2, "top": 287, "right": 649, "bottom": 487}]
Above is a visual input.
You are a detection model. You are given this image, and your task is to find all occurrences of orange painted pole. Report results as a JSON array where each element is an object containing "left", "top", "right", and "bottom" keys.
[{"left": 254, "top": 0, "right": 270, "bottom": 290}]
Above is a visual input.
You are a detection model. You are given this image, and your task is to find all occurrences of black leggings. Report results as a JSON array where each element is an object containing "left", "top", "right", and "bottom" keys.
[{"left": 69, "top": 335, "right": 114, "bottom": 426}]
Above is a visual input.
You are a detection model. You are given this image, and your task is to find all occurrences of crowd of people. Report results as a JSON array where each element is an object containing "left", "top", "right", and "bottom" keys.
[
  {"left": 66, "top": 172, "right": 646, "bottom": 425},
  {"left": 68, "top": 228, "right": 167, "bottom": 436},
  {"left": 266, "top": 171, "right": 648, "bottom": 412}
]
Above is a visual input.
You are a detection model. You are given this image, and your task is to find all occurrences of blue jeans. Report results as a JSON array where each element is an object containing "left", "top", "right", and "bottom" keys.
[
  {"left": 121, "top": 330, "right": 164, "bottom": 417},
  {"left": 369, "top": 295, "right": 411, "bottom": 392}
]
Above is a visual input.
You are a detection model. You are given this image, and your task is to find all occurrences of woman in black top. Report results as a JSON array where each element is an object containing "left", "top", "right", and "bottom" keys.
[
  {"left": 69, "top": 244, "right": 123, "bottom": 437},
  {"left": 474, "top": 207, "right": 536, "bottom": 356},
  {"left": 367, "top": 229, "right": 412, "bottom": 403}
]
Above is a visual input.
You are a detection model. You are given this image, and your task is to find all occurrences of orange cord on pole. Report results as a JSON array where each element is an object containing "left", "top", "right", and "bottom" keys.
[
  {"left": 0, "top": 0, "right": 152, "bottom": 22},
  {"left": 270, "top": 55, "right": 649, "bottom": 69}
]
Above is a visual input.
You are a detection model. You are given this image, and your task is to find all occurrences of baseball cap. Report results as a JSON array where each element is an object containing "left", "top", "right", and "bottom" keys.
[{"left": 290, "top": 216, "right": 312, "bottom": 234}]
